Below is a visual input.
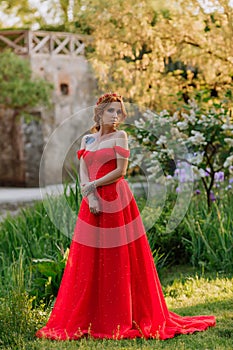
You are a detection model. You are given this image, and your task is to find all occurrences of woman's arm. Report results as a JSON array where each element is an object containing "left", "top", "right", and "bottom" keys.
[
  {"left": 81, "top": 130, "right": 127, "bottom": 192},
  {"left": 79, "top": 135, "right": 97, "bottom": 201},
  {"left": 79, "top": 136, "right": 89, "bottom": 186}
]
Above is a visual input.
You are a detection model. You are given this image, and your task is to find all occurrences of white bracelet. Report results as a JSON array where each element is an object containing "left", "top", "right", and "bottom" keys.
[{"left": 82, "top": 181, "right": 97, "bottom": 197}]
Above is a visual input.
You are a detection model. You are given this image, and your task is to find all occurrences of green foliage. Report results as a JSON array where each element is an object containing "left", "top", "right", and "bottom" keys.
[
  {"left": 79, "top": 0, "right": 233, "bottom": 110},
  {"left": 0, "top": 180, "right": 82, "bottom": 302},
  {"left": 0, "top": 251, "right": 47, "bottom": 348},
  {"left": 1, "top": 1, "right": 233, "bottom": 110},
  {"left": 1, "top": 268, "right": 233, "bottom": 349},
  {"left": 1, "top": 175, "right": 233, "bottom": 312},
  {"left": 0, "top": 200, "right": 69, "bottom": 268},
  {"left": 127, "top": 92, "right": 233, "bottom": 207},
  {"left": 0, "top": 199, "right": 71, "bottom": 303},
  {"left": 0, "top": 290, "right": 47, "bottom": 348},
  {"left": 0, "top": 178, "right": 233, "bottom": 348},
  {"left": 136, "top": 193, "right": 189, "bottom": 266},
  {"left": 0, "top": 0, "right": 39, "bottom": 28},
  {"left": 181, "top": 192, "right": 233, "bottom": 272},
  {"left": 0, "top": 50, "right": 53, "bottom": 111},
  {"left": 31, "top": 247, "right": 69, "bottom": 304},
  {"left": 134, "top": 177, "right": 233, "bottom": 273}
]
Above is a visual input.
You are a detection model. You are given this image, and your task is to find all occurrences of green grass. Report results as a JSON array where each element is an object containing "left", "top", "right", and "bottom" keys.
[
  {"left": 1, "top": 266, "right": 232, "bottom": 350},
  {"left": 182, "top": 197, "right": 233, "bottom": 272},
  {"left": 0, "top": 182, "right": 233, "bottom": 349}
]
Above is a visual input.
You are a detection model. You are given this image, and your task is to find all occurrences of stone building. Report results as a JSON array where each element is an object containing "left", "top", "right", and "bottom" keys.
[{"left": 0, "top": 30, "right": 96, "bottom": 187}]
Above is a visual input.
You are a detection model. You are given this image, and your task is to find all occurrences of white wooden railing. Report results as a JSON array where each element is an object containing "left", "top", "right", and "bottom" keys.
[{"left": 0, "top": 30, "right": 89, "bottom": 56}]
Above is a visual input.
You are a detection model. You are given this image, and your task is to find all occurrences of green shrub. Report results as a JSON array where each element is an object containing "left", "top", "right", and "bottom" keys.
[
  {"left": 0, "top": 181, "right": 82, "bottom": 301},
  {"left": 182, "top": 193, "right": 233, "bottom": 272},
  {"left": 0, "top": 290, "right": 47, "bottom": 348},
  {"left": 0, "top": 252, "right": 48, "bottom": 348},
  {"left": 136, "top": 193, "right": 190, "bottom": 266}
]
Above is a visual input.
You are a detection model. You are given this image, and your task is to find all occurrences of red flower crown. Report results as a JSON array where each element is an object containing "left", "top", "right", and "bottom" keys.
[{"left": 96, "top": 93, "right": 122, "bottom": 105}]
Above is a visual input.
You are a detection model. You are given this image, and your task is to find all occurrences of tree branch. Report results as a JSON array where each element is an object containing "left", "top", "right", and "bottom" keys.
[{"left": 182, "top": 37, "right": 233, "bottom": 65}]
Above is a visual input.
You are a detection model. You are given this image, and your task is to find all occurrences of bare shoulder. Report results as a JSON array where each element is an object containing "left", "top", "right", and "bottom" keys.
[
  {"left": 115, "top": 130, "right": 128, "bottom": 149},
  {"left": 116, "top": 130, "right": 128, "bottom": 139},
  {"left": 81, "top": 133, "right": 98, "bottom": 147}
]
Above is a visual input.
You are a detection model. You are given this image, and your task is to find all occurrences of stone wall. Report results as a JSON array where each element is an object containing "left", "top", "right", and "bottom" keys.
[
  {"left": 0, "top": 108, "right": 45, "bottom": 187},
  {"left": 0, "top": 108, "right": 25, "bottom": 186},
  {"left": 30, "top": 54, "right": 96, "bottom": 186},
  {"left": 0, "top": 50, "right": 96, "bottom": 187},
  {"left": 21, "top": 114, "right": 44, "bottom": 187}
]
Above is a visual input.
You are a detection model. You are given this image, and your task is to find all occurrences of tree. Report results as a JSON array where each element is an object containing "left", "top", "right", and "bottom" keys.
[
  {"left": 127, "top": 92, "right": 233, "bottom": 208},
  {"left": 75, "top": 0, "right": 233, "bottom": 110},
  {"left": 1, "top": 0, "right": 232, "bottom": 111},
  {"left": 0, "top": 50, "right": 53, "bottom": 185},
  {"left": 0, "top": 50, "right": 53, "bottom": 113},
  {"left": 0, "top": 0, "right": 40, "bottom": 28}
]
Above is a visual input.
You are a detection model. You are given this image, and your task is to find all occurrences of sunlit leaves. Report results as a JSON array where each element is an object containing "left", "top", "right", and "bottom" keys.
[{"left": 0, "top": 50, "right": 53, "bottom": 110}]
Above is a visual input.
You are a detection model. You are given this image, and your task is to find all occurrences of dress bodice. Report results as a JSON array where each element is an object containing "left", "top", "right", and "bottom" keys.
[
  {"left": 77, "top": 146, "right": 130, "bottom": 182},
  {"left": 36, "top": 145, "right": 215, "bottom": 342}
]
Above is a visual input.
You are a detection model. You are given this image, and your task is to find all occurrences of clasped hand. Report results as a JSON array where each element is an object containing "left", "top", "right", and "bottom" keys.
[
  {"left": 88, "top": 195, "right": 101, "bottom": 215},
  {"left": 81, "top": 182, "right": 100, "bottom": 215},
  {"left": 81, "top": 181, "right": 96, "bottom": 197}
]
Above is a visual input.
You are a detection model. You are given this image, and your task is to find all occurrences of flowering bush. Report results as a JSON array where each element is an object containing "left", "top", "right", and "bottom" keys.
[{"left": 127, "top": 95, "right": 233, "bottom": 208}]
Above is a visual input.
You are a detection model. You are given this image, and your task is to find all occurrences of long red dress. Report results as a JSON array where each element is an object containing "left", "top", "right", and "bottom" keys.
[{"left": 35, "top": 146, "right": 216, "bottom": 340}]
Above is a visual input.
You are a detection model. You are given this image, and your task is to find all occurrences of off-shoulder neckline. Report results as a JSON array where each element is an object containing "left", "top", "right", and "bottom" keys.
[{"left": 81, "top": 146, "right": 129, "bottom": 153}]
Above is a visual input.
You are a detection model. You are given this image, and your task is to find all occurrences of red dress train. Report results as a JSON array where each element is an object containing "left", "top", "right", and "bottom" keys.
[{"left": 35, "top": 146, "right": 215, "bottom": 340}]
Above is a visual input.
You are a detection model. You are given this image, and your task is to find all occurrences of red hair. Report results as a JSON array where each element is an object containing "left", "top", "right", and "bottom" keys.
[{"left": 91, "top": 93, "right": 127, "bottom": 133}]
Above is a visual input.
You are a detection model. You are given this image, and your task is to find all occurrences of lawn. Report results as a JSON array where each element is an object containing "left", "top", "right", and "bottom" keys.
[
  {"left": 2, "top": 266, "right": 232, "bottom": 350},
  {"left": 0, "top": 188, "right": 232, "bottom": 349}
]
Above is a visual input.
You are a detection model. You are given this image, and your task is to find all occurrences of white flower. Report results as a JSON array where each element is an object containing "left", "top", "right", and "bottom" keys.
[
  {"left": 197, "top": 114, "right": 208, "bottom": 124},
  {"left": 189, "top": 152, "right": 203, "bottom": 165},
  {"left": 156, "top": 135, "right": 167, "bottom": 146},
  {"left": 142, "top": 137, "right": 150, "bottom": 143},
  {"left": 181, "top": 112, "right": 189, "bottom": 119},
  {"left": 188, "top": 111, "right": 197, "bottom": 124},
  {"left": 199, "top": 168, "right": 206, "bottom": 177},
  {"left": 188, "top": 99, "right": 198, "bottom": 109},
  {"left": 201, "top": 114, "right": 208, "bottom": 121},
  {"left": 152, "top": 151, "right": 159, "bottom": 156},
  {"left": 143, "top": 110, "right": 157, "bottom": 124},
  {"left": 170, "top": 127, "right": 180, "bottom": 137},
  {"left": 188, "top": 131, "right": 206, "bottom": 145},
  {"left": 182, "top": 111, "right": 196, "bottom": 124},
  {"left": 160, "top": 110, "right": 169, "bottom": 117},
  {"left": 172, "top": 111, "right": 180, "bottom": 122},
  {"left": 224, "top": 138, "right": 233, "bottom": 147},
  {"left": 224, "top": 155, "right": 233, "bottom": 168},
  {"left": 177, "top": 121, "right": 188, "bottom": 130},
  {"left": 222, "top": 124, "right": 233, "bottom": 130},
  {"left": 166, "top": 148, "right": 175, "bottom": 157},
  {"left": 135, "top": 118, "right": 145, "bottom": 129},
  {"left": 157, "top": 116, "right": 169, "bottom": 126}
]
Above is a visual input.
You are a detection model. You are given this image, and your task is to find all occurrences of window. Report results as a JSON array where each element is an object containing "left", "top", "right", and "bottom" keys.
[{"left": 60, "top": 83, "right": 69, "bottom": 95}]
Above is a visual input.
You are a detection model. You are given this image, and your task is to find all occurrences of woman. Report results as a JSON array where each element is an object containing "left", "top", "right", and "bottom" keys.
[{"left": 35, "top": 93, "right": 215, "bottom": 340}]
